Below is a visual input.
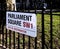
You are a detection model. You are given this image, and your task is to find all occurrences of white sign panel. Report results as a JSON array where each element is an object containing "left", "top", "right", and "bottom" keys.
[{"left": 6, "top": 11, "right": 37, "bottom": 37}]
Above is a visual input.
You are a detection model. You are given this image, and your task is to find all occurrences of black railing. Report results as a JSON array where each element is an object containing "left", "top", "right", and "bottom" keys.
[{"left": 0, "top": 0, "right": 60, "bottom": 49}]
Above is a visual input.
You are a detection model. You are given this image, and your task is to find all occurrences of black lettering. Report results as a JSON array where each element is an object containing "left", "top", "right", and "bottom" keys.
[
  {"left": 8, "top": 13, "right": 32, "bottom": 21},
  {"left": 8, "top": 19, "right": 21, "bottom": 26},
  {"left": 29, "top": 16, "right": 32, "bottom": 21},
  {"left": 26, "top": 16, "right": 29, "bottom": 21}
]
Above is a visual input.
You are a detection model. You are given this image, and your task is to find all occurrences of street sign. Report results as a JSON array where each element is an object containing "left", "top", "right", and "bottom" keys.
[{"left": 6, "top": 11, "right": 37, "bottom": 37}]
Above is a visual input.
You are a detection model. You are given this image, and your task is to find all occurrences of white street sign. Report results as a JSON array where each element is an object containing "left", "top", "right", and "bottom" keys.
[{"left": 6, "top": 11, "right": 37, "bottom": 37}]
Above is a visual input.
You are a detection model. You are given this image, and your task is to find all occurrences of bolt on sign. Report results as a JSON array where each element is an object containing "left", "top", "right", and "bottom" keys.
[{"left": 6, "top": 11, "right": 37, "bottom": 37}]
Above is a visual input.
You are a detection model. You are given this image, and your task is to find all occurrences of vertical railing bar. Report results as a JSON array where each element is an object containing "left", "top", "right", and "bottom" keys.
[
  {"left": 1, "top": 1, "right": 7, "bottom": 48},
  {"left": 50, "top": 2, "right": 53, "bottom": 49},
  {"left": 18, "top": 33, "right": 20, "bottom": 49},
  {"left": 2, "top": 18, "right": 4, "bottom": 48},
  {"left": 22, "top": 0, "right": 24, "bottom": 12},
  {"left": 23, "top": 34, "right": 25, "bottom": 49},
  {"left": 27, "top": 1, "right": 31, "bottom": 49},
  {"left": 6, "top": 2, "right": 7, "bottom": 48},
  {"left": 21, "top": 0, "right": 23, "bottom": 12},
  {"left": 0, "top": 2, "right": 1, "bottom": 46},
  {"left": 1, "top": 3, "right": 4, "bottom": 48},
  {"left": 35, "top": 37, "right": 37, "bottom": 49},
  {"left": 28, "top": 36, "right": 30, "bottom": 49},
  {"left": 6, "top": 29, "right": 7, "bottom": 48},
  {"left": 35, "top": 0, "right": 37, "bottom": 49},
  {"left": 9, "top": 30, "right": 11, "bottom": 49},
  {"left": 17, "top": 0, "right": 21, "bottom": 49},
  {"left": 41, "top": 7, "right": 45, "bottom": 49},
  {"left": 13, "top": 31, "right": 15, "bottom": 49},
  {"left": 59, "top": 15, "right": 60, "bottom": 33},
  {"left": 22, "top": 0, "right": 25, "bottom": 49},
  {"left": 20, "top": 0, "right": 22, "bottom": 11},
  {"left": 6, "top": 2, "right": 7, "bottom": 47}
]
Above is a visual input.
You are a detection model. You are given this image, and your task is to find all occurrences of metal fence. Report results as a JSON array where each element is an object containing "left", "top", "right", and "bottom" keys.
[{"left": 0, "top": 0, "right": 60, "bottom": 49}]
